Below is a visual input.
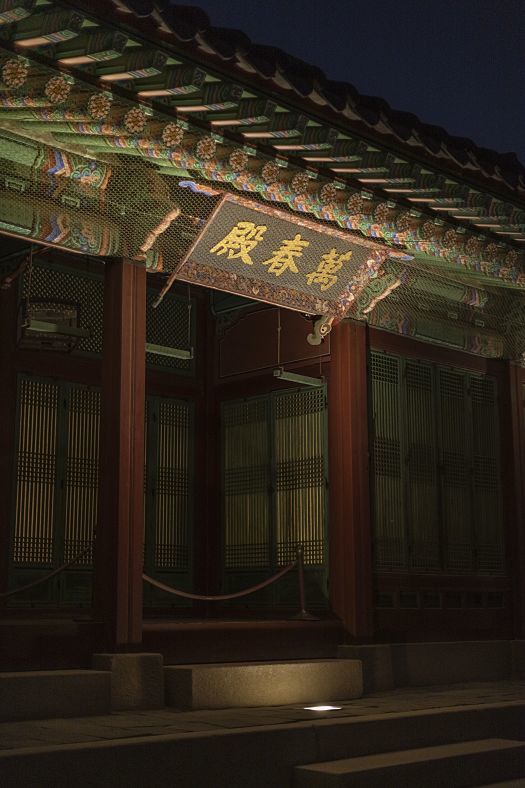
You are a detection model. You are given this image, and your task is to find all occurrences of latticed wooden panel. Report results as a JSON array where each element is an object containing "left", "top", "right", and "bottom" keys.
[
  {"left": 370, "top": 352, "right": 405, "bottom": 571},
  {"left": 12, "top": 377, "right": 100, "bottom": 574},
  {"left": 274, "top": 387, "right": 326, "bottom": 566},
  {"left": 222, "top": 388, "right": 328, "bottom": 575},
  {"left": 21, "top": 263, "right": 195, "bottom": 373},
  {"left": 404, "top": 360, "right": 440, "bottom": 572},
  {"left": 22, "top": 263, "right": 104, "bottom": 355},
  {"left": 370, "top": 349, "right": 505, "bottom": 576},
  {"left": 11, "top": 378, "right": 195, "bottom": 604},
  {"left": 470, "top": 376, "right": 504, "bottom": 573},
  {"left": 223, "top": 398, "right": 271, "bottom": 569},
  {"left": 12, "top": 377, "right": 59, "bottom": 567},
  {"left": 438, "top": 368, "right": 474, "bottom": 573},
  {"left": 153, "top": 398, "right": 193, "bottom": 571},
  {"left": 146, "top": 290, "right": 194, "bottom": 373},
  {"left": 63, "top": 386, "right": 100, "bottom": 566}
]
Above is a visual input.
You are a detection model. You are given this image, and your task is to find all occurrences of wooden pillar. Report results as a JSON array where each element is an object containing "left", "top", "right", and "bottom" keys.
[
  {"left": 93, "top": 259, "right": 146, "bottom": 649},
  {"left": 508, "top": 363, "right": 525, "bottom": 638},
  {"left": 0, "top": 280, "right": 18, "bottom": 600},
  {"left": 327, "top": 320, "right": 374, "bottom": 638}
]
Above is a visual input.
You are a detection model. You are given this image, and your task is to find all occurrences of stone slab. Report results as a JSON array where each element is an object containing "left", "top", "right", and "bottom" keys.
[
  {"left": 92, "top": 653, "right": 164, "bottom": 711},
  {"left": 338, "top": 641, "right": 519, "bottom": 691},
  {"left": 165, "top": 659, "right": 363, "bottom": 710},
  {"left": 294, "top": 739, "right": 525, "bottom": 787},
  {"left": 0, "top": 693, "right": 523, "bottom": 788},
  {"left": 391, "top": 640, "right": 512, "bottom": 687},
  {"left": 0, "top": 670, "right": 111, "bottom": 722},
  {"left": 337, "top": 645, "right": 394, "bottom": 693},
  {"left": 0, "top": 724, "right": 319, "bottom": 788}
]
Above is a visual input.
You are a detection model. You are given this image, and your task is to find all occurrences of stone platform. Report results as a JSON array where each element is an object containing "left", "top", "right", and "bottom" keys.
[
  {"left": 0, "top": 681, "right": 523, "bottom": 787},
  {"left": 165, "top": 659, "right": 363, "bottom": 710}
]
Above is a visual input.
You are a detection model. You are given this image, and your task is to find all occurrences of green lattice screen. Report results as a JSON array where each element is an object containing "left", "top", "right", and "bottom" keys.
[
  {"left": 370, "top": 350, "right": 505, "bottom": 575},
  {"left": 10, "top": 376, "right": 194, "bottom": 606},
  {"left": 21, "top": 260, "right": 104, "bottom": 355},
  {"left": 221, "top": 386, "right": 328, "bottom": 606},
  {"left": 223, "top": 396, "right": 271, "bottom": 570},
  {"left": 10, "top": 375, "right": 99, "bottom": 605},
  {"left": 18, "top": 259, "right": 194, "bottom": 371},
  {"left": 144, "top": 394, "right": 194, "bottom": 606}
]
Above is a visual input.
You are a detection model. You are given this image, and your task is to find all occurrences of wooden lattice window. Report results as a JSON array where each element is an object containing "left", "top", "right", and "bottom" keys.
[
  {"left": 370, "top": 350, "right": 505, "bottom": 575},
  {"left": 144, "top": 395, "right": 194, "bottom": 602},
  {"left": 10, "top": 375, "right": 100, "bottom": 605},
  {"left": 221, "top": 386, "right": 328, "bottom": 606}
]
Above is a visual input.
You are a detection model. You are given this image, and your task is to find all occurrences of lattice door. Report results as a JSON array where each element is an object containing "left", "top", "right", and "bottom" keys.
[
  {"left": 438, "top": 368, "right": 474, "bottom": 572},
  {"left": 370, "top": 350, "right": 505, "bottom": 575},
  {"left": 221, "top": 386, "right": 328, "bottom": 607},
  {"left": 144, "top": 395, "right": 194, "bottom": 606},
  {"left": 10, "top": 378, "right": 195, "bottom": 607},
  {"left": 10, "top": 375, "right": 99, "bottom": 605},
  {"left": 469, "top": 376, "right": 504, "bottom": 573},
  {"left": 370, "top": 352, "right": 405, "bottom": 570},
  {"left": 404, "top": 359, "right": 440, "bottom": 571}
]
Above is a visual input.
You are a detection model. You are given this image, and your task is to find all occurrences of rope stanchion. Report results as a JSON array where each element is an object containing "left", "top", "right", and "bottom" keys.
[
  {"left": 2, "top": 540, "right": 318, "bottom": 620},
  {"left": 143, "top": 544, "right": 318, "bottom": 619},
  {"left": 290, "top": 545, "right": 319, "bottom": 620},
  {"left": 0, "top": 545, "right": 93, "bottom": 599}
]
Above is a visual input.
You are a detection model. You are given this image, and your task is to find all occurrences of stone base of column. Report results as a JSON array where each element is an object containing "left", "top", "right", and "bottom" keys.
[{"left": 92, "top": 652, "right": 164, "bottom": 711}]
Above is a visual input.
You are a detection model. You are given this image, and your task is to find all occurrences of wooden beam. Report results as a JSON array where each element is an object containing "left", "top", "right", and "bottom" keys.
[
  {"left": 93, "top": 258, "right": 146, "bottom": 649},
  {"left": 327, "top": 320, "right": 373, "bottom": 637}
]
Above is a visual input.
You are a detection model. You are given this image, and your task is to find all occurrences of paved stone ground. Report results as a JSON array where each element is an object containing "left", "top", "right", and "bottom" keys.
[{"left": 0, "top": 681, "right": 523, "bottom": 752}]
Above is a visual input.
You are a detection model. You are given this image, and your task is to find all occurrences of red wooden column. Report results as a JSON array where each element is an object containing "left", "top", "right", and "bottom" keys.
[
  {"left": 93, "top": 258, "right": 146, "bottom": 649},
  {"left": 327, "top": 320, "right": 374, "bottom": 638},
  {"left": 508, "top": 363, "right": 525, "bottom": 638},
  {"left": 0, "top": 279, "right": 18, "bottom": 601}
]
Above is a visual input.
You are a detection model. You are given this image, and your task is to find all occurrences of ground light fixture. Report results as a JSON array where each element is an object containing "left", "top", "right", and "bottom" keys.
[{"left": 303, "top": 705, "right": 343, "bottom": 711}]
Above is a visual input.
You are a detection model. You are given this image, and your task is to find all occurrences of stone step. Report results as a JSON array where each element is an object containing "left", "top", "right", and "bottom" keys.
[
  {"left": 0, "top": 670, "right": 111, "bottom": 722},
  {"left": 294, "top": 738, "right": 525, "bottom": 788},
  {"left": 338, "top": 640, "right": 525, "bottom": 693},
  {"left": 476, "top": 781, "right": 525, "bottom": 787},
  {"left": 0, "top": 701, "right": 523, "bottom": 787},
  {"left": 165, "top": 658, "right": 363, "bottom": 710}
]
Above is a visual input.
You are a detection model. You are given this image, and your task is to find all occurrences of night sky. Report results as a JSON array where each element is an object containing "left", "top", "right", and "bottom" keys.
[{"left": 190, "top": 0, "right": 525, "bottom": 167}]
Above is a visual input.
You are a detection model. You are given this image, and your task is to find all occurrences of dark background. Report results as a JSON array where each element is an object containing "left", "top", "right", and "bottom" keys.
[{"left": 187, "top": 0, "right": 525, "bottom": 166}]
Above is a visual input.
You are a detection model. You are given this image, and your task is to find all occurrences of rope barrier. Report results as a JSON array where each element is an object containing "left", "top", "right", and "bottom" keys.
[
  {"left": 0, "top": 545, "right": 92, "bottom": 599},
  {"left": 143, "top": 560, "right": 295, "bottom": 602},
  {"left": 2, "top": 545, "right": 317, "bottom": 619},
  {"left": 143, "top": 545, "right": 318, "bottom": 619}
]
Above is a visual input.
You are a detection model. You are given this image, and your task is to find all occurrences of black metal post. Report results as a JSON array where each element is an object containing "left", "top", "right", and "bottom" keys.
[{"left": 291, "top": 545, "right": 318, "bottom": 620}]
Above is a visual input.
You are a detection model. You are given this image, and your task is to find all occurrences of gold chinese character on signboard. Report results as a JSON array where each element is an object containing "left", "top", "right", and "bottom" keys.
[
  {"left": 210, "top": 221, "right": 267, "bottom": 265},
  {"left": 261, "top": 234, "right": 309, "bottom": 277},
  {"left": 306, "top": 248, "right": 353, "bottom": 291}
]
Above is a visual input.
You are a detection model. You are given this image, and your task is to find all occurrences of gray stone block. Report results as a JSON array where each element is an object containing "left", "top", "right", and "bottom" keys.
[
  {"left": 0, "top": 670, "right": 111, "bottom": 722},
  {"left": 338, "top": 645, "right": 394, "bottom": 693},
  {"left": 92, "top": 652, "right": 164, "bottom": 711},
  {"left": 165, "top": 659, "right": 363, "bottom": 710},
  {"left": 391, "top": 640, "right": 512, "bottom": 686}
]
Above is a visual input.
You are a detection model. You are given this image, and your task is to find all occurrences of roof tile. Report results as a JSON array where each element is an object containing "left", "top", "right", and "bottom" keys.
[{"left": 113, "top": 2, "right": 524, "bottom": 187}]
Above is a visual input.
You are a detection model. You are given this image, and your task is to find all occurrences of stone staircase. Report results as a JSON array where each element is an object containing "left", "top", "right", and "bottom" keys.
[
  {"left": 294, "top": 739, "right": 525, "bottom": 787},
  {"left": 0, "top": 691, "right": 524, "bottom": 787},
  {"left": 0, "top": 645, "right": 523, "bottom": 786}
]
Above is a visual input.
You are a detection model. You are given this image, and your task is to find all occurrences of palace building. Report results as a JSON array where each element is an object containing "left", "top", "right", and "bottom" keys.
[{"left": 0, "top": 0, "right": 524, "bottom": 670}]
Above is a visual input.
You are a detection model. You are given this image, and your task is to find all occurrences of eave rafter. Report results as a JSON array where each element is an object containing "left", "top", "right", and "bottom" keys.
[{"left": 0, "top": 0, "right": 524, "bottom": 291}]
